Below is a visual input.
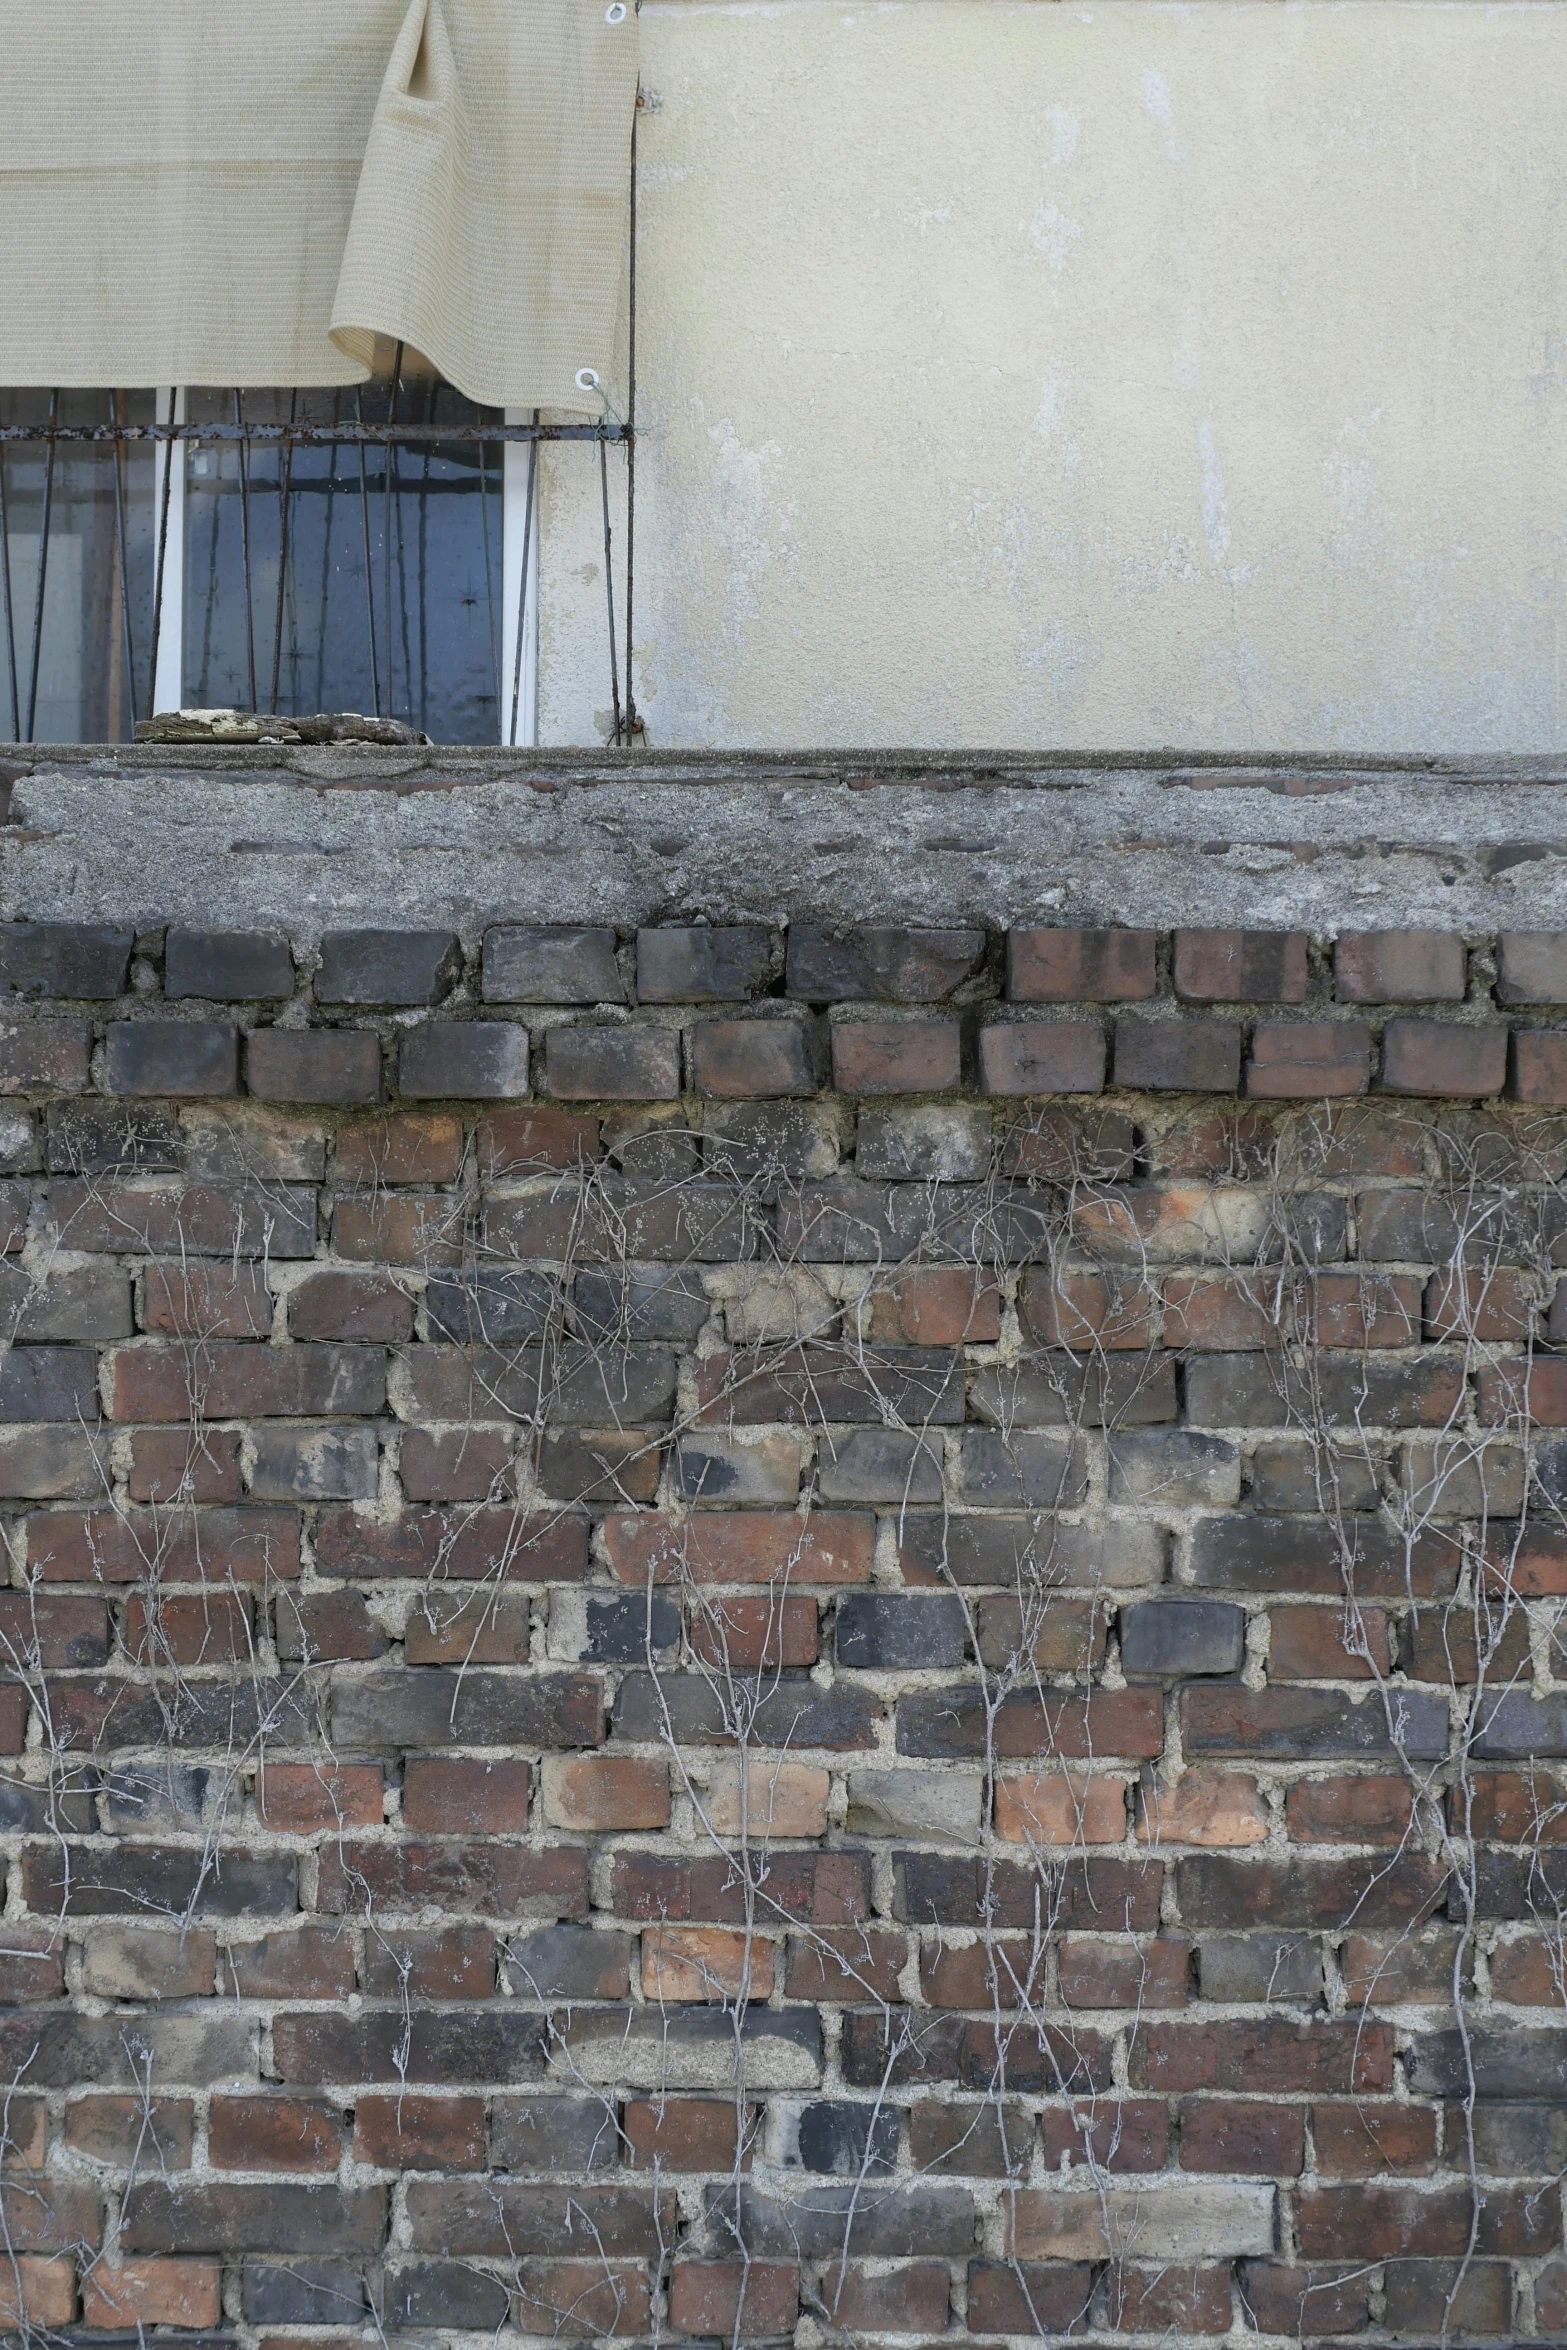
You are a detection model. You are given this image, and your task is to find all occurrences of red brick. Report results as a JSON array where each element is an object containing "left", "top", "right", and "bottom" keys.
[
  {"left": 1341, "top": 1930, "right": 1473, "bottom": 2006},
  {"left": 208, "top": 2095, "right": 343, "bottom": 2173},
  {"left": 313, "top": 1505, "right": 588, "bottom": 1582},
  {"left": 604, "top": 1511, "right": 873, "bottom": 1586},
  {"left": 1268, "top": 1606, "right": 1389, "bottom": 1679},
  {"left": 334, "top": 1112, "right": 463, "bottom": 1184},
  {"left": 289, "top": 1270, "right": 413, "bottom": 1341},
  {"left": 246, "top": 1027, "right": 381, "bottom": 1103},
  {"left": 966, "top": 2260, "right": 1097, "bottom": 2333},
  {"left": 275, "top": 1588, "right": 387, "bottom": 1662},
  {"left": 1174, "top": 929, "right": 1307, "bottom": 1003},
  {"left": 403, "top": 1757, "right": 534, "bottom": 1834},
  {"left": 977, "top": 1020, "right": 1104, "bottom": 1095},
  {"left": 643, "top": 1925, "right": 774, "bottom": 2002},
  {"left": 1496, "top": 931, "right": 1567, "bottom": 1003},
  {"left": 475, "top": 1105, "right": 600, "bottom": 1173},
  {"left": 1489, "top": 1936, "right": 1560, "bottom": 2003},
  {"left": 1286, "top": 1774, "right": 1412, "bottom": 1844},
  {"left": 1247, "top": 1021, "right": 1372, "bottom": 1097},
  {"left": 1037, "top": 2100, "right": 1170, "bottom": 2174},
  {"left": 402, "top": 1586, "right": 532, "bottom": 1663},
  {"left": 400, "top": 1426, "right": 516, "bottom": 1503},
  {"left": 66, "top": 2095, "right": 193, "bottom": 2167},
  {"left": 1107, "top": 2266, "right": 1232, "bottom": 2334},
  {"left": 0, "top": 1021, "right": 92, "bottom": 1094},
  {"left": 1381, "top": 1018, "right": 1507, "bottom": 1096},
  {"left": 139, "top": 1262, "right": 271, "bottom": 1337},
  {"left": 1008, "top": 928, "right": 1156, "bottom": 1002},
  {"left": 542, "top": 1755, "right": 668, "bottom": 1831},
  {"left": 1295, "top": 2183, "right": 1556, "bottom": 2259},
  {"left": 255, "top": 1764, "right": 383, "bottom": 1832},
  {"left": 1480, "top": 1355, "right": 1567, "bottom": 1425},
  {"left": 360, "top": 1927, "right": 498, "bottom": 2000},
  {"left": 1021, "top": 1269, "right": 1153, "bottom": 1350},
  {"left": 1239, "top": 2263, "right": 1370, "bottom": 2337},
  {"left": 626, "top": 2102, "right": 757, "bottom": 2174},
  {"left": 83, "top": 2259, "right": 220, "bottom": 2330},
  {"left": 1511, "top": 1028, "right": 1567, "bottom": 1104},
  {"left": 669, "top": 2260, "right": 795, "bottom": 2335},
  {"left": 785, "top": 1927, "right": 907, "bottom": 2003},
  {"left": 874, "top": 1266, "right": 1002, "bottom": 1344},
  {"left": 354, "top": 2095, "right": 484, "bottom": 2170},
  {"left": 122, "top": 1590, "right": 251, "bottom": 1667},
  {"left": 127, "top": 1427, "right": 244, "bottom": 1504},
  {"left": 1465, "top": 1770, "right": 1567, "bottom": 1843},
  {"left": 1114, "top": 1017, "right": 1241, "bottom": 1093},
  {"left": 831, "top": 1019, "right": 960, "bottom": 1094},
  {"left": 1178, "top": 2098, "right": 1303, "bottom": 2174},
  {"left": 0, "top": 1932, "right": 64, "bottom": 2002},
  {"left": 1162, "top": 1275, "right": 1272, "bottom": 1350},
  {"left": 690, "top": 1018, "right": 815, "bottom": 1098},
  {"left": 1311, "top": 2102, "right": 1436, "bottom": 2176},
  {"left": 1335, "top": 931, "right": 1465, "bottom": 1002},
  {"left": 332, "top": 1191, "right": 463, "bottom": 1264},
  {"left": 1425, "top": 1264, "right": 1533, "bottom": 1341},
  {"left": 688, "top": 1592, "right": 818, "bottom": 1670},
  {"left": 1137, "top": 2019, "right": 1393, "bottom": 2095},
  {"left": 517, "top": 2261, "right": 651, "bottom": 2336}
]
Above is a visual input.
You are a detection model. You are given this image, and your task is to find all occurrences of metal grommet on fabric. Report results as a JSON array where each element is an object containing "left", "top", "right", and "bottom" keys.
[
  {"left": 576, "top": 369, "right": 603, "bottom": 392},
  {"left": 605, "top": 7, "right": 627, "bottom": 24}
]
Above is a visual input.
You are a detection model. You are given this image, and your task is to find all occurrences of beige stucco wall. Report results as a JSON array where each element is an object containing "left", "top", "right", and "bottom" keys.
[{"left": 538, "top": 2, "right": 1567, "bottom": 751}]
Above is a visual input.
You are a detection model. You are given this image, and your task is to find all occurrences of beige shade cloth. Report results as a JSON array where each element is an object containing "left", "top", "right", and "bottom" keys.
[{"left": 0, "top": 0, "right": 637, "bottom": 413}]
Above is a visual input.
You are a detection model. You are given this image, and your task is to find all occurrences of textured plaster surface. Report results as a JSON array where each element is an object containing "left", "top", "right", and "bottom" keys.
[
  {"left": 539, "top": 1, "right": 1567, "bottom": 752},
  {"left": 9, "top": 747, "right": 1567, "bottom": 934}
]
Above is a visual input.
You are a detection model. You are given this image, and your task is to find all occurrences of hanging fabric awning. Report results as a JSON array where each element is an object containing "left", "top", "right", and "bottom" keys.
[{"left": 0, "top": 0, "right": 637, "bottom": 413}]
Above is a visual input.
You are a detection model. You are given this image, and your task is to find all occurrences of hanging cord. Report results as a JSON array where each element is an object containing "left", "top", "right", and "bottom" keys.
[{"left": 577, "top": 370, "right": 624, "bottom": 745}]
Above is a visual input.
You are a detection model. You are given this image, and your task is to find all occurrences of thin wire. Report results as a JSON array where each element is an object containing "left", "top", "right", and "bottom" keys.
[
  {"left": 269, "top": 389, "right": 297, "bottom": 714},
  {"left": 508, "top": 411, "right": 538, "bottom": 748},
  {"left": 234, "top": 390, "right": 257, "bottom": 711},
  {"left": 110, "top": 391, "right": 137, "bottom": 731},
  {"left": 0, "top": 410, "right": 16, "bottom": 740},
  {"left": 354, "top": 386, "right": 380, "bottom": 717},
  {"left": 25, "top": 389, "right": 59, "bottom": 742},
  {"left": 148, "top": 387, "right": 176, "bottom": 717},
  {"left": 599, "top": 429, "right": 622, "bottom": 746},
  {"left": 623, "top": 97, "right": 638, "bottom": 741}
]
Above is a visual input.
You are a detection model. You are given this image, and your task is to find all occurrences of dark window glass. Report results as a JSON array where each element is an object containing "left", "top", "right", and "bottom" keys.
[
  {"left": 0, "top": 390, "right": 157, "bottom": 743},
  {"left": 183, "top": 355, "right": 504, "bottom": 743}
]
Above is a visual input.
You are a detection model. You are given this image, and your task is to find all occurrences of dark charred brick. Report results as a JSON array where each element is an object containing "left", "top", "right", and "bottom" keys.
[
  {"left": 242, "top": 2260, "right": 369, "bottom": 2325},
  {"left": 121, "top": 2181, "right": 385, "bottom": 2256},
  {"left": 246, "top": 1029, "right": 381, "bottom": 1103},
  {"left": 1114, "top": 1017, "right": 1241, "bottom": 1093},
  {"left": 978, "top": 1020, "right": 1105, "bottom": 1095},
  {"left": 482, "top": 925, "right": 624, "bottom": 1003},
  {"left": 545, "top": 1024, "right": 680, "bottom": 1100},
  {"left": 1173, "top": 930, "right": 1307, "bottom": 1002},
  {"left": 1381, "top": 1018, "right": 1507, "bottom": 1096},
  {"left": 613, "top": 1670, "right": 878, "bottom": 1749},
  {"left": 0, "top": 1345, "right": 99, "bottom": 1422},
  {"left": 399, "top": 1022, "right": 530, "bottom": 1098},
  {"left": 383, "top": 2263, "right": 509, "bottom": 2331},
  {"left": 690, "top": 1017, "right": 816, "bottom": 1098},
  {"left": 1247, "top": 1022, "right": 1372, "bottom": 1098},
  {"left": 831, "top": 1018, "right": 961, "bottom": 1093},
  {"left": 786, "top": 927, "right": 984, "bottom": 1001},
  {"left": 166, "top": 927, "right": 295, "bottom": 1001},
  {"left": 315, "top": 930, "right": 459, "bottom": 1005},
  {"left": 104, "top": 1022, "right": 239, "bottom": 1097},
  {"left": 637, "top": 926, "right": 772, "bottom": 1001},
  {"left": 835, "top": 1594, "right": 967, "bottom": 1670},
  {"left": 0, "top": 923, "right": 133, "bottom": 997},
  {"left": 1007, "top": 928, "right": 1156, "bottom": 1002},
  {"left": 0, "top": 1020, "right": 93, "bottom": 1093},
  {"left": 1120, "top": 1600, "right": 1244, "bottom": 1678}
]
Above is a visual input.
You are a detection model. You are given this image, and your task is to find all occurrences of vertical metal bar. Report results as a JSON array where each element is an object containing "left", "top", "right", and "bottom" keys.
[
  {"left": 623, "top": 98, "right": 638, "bottom": 741},
  {"left": 111, "top": 391, "right": 137, "bottom": 731},
  {"left": 269, "top": 390, "right": 297, "bottom": 713},
  {"left": 508, "top": 418, "right": 538, "bottom": 748},
  {"left": 599, "top": 429, "right": 623, "bottom": 746},
  {"left": 478, "top": 436, "right": 499, "bottom": 725},
  {"left": 383, "top": 342, "right": 403, "bottom": 721},
  {"left": 148, "top": 388, "right": 177, "bottom": 715},
  {"left": 24, "top": 389, "right": 59, "bottom": 741},
  {"left": 354, "top": 386, "right": 380, "bottom": 717},
  {"left": 417, "top": 374, "right": 435, "bottom": 735},
  {"left": 318, "top": 389, "right": 340, "bottom": 712},
  {"left": 234, "top": 390, "right": 258, "bottom": 712},
  {"left": 1, "top": 407, "right": 24, "bottom": 741}
]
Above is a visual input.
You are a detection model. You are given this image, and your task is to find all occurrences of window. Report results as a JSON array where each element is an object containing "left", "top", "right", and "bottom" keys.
[{"left": 0, "top": 349, "right": 541, "bottom": 747}]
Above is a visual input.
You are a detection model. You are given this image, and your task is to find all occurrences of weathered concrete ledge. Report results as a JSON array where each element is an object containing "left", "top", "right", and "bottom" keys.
[{"left": 5, "top": 745, "right": 1567, "bottom": 935}]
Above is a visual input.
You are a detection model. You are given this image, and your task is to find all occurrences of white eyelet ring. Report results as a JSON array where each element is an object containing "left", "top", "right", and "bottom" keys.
[
  {"left": 605, "top": 6, "right": 627, "bottom": 24},
  {"left": 575, "top": 368, "right": 602, "bottom": 393}
]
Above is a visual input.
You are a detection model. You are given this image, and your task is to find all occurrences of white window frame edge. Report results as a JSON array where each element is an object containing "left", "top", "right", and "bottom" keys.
[{"left": 151, "top": 387, "right": 538, "bottom": 746}]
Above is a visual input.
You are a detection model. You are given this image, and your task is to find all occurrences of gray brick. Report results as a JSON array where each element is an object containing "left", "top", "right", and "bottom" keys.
[
  {"left": 574, "top": 1269, "right": 710, "bottom": 1343},
  {"left": 104, "top": 1021, "right": 239, "bottom": 1098},
  {"left": 706, "top": 2181, "right": 977, "bottom": 2260},
  {"left": 1108, "top": 1432, "right": 1242, "bottom": 1509},
  {"left": 703, "top": 1102, "right": 840, "bottom": 1184},
  {"left": 844, "top": 1770, "right": 983, "bottom": 1845},
  {"left": 166, "top": 928, "right": 294, "bottom": 1001},
  {"left": 1120, "top": 1600, "right": 1245, "bottom": 1678},
  {"left": 0, "top": 1264, "right": 132, "bottom": 1341},
  {"left": 1473, "top": 1690, "right": 1567, "bottom": 1758},
  {"left": 637, "top": 926, "right": 773, "bottom": 1001},
  {"left": 424, "top": 1270, "right": 554, "bottom": 1345},
  {"left": 770, "top": 2098, "right": 898, "bottom": 2176},
  {"left": 489, "top": 2097, "right": 620, "bottom": 2171},
  {"left": 1249, "top": 1443, "right": 1380, "bottom": 1513},
  {"left": 549, "top": 1591, "right": 681, "bottom": 1663},
  {"left": 46, "top": 1101, "right": 181, "bottom": 1174},
  {"left": 677, "top": 1432, "right": 803, "bottom": 1505},
  {"left": 1468, "top": 2102, "right": 1567, "bottom": 2174},
  {"left": 816, "top": 1428, "right": 943, "bottom": 1505},
  {"left": 1196, "top": 1935, "right": 1322, "bottom": 2003},
  {"left": 316, "top": 929, "right": 460, "bottom": 1006},
  {"left": 329, "top": 1669, "right": 603, "bottom": 1751},
  {"left": 786, "top": 928, "right": 985, "bottom": 1002},
  {"left": 1406, "top": 2028, "right": 1567, "bottom": 2101},
  {"left": 836, "top": 1594, "right": 967, "bottom": 1670},
  {"left": 856, "top": 1104, "right": 992, "bottom": 1180},
  {"left": 248, "top": 1425, "right": 379, "bottom": 1502},
  {"left": 483, "top": 926, "right": 624, "bottom": 1004},
  {"left": 546, "top": 1024, "right": 681, "bottom": 1101},
  {"left": 0, "top": 922, "right": 132, "bottom": 998},
  {"left": 0, "top": 1020, "right": 93, "bottom": 1093},
  {"left": 399, "top": 1022, "right": 530, "bottom": 1099},
  {"left": 613, "top": 1671, "right": 878, "bottom": 1749},
  {"left": 960, "top": 1430, "right": 1089, "bottom": 1508},
  {"left": 1496, "top": 931, "right": 1567, "bottom": 1005},
  {"left": 243, "top": 2261, "right": 368, "bottom": 2325},
  {"left": 121, "top": 2181, "right": 386, "bottom": 2256},
  {"left": 971, "top": 1355, "right": 1177, "bottom": 1429},
  {"left": 505, "top": 1926, "right": 633, "bottom": 1999},
  {"left": 385, "top": 2264, "right": 509, "bottom": 2331},
  {"left": 0, "top": 1345, "right": 99, "bottom": 1423},
  {"left": 247, "top": 1028, "right": 381, "bottom": 1104}
]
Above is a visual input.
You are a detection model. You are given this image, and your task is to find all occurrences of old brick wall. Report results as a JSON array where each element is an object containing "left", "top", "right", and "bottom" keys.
[{"left": 0, "top": 911, "right": 1563, "bottom": 2349}]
